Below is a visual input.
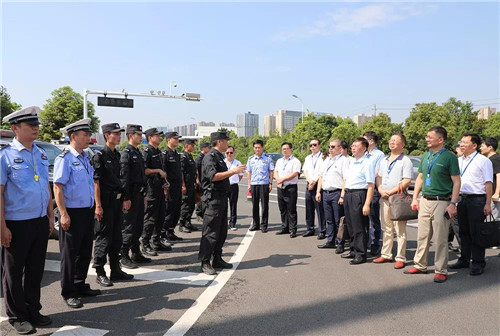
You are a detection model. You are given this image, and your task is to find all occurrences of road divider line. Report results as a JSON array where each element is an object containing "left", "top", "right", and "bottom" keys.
[
  {"left": 163, "top": 229, "right": 257, "bottom": 336},
  {"left": 52, "top": 325, "right": 109, "bottom": 336}
]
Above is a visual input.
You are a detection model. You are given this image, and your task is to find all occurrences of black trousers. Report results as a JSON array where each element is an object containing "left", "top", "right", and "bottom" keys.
[
  {"left": 457, "top": 195, "right": 487, "bottom": 268},
  {"left": 344, "top": 189, "right": 369, "bottom": 258},
  {"left": 305, "top": 184, "right": 325, "bottom": 233},
  {"left": 323, "top": 190, "right": 344, "bottom": 244},
  {"left": 59, "top": 207, "right": 94, "bottom": 299},
  {"left": 93, "top": 192, "right": 122, "bottom": 269},
  {"left": 277, "top": 184, "right": 298, "bottom": 233},
  {"left": 198, "top": 196, "right": 228, "bottom": 262},
  {"left": 2, "top": 216, "right": 49, "bottom": 323},
  {"left": 448, "top": 216, "right": 461, "bottom": 246},
  {"left": 122, "top": 190, "right": 144, "bottom": 256},
  {"left": 251, "top": 184, "right": 270, "bottom": 229},
  {"left": 180, "top": 185, "right": 196, "bottom": 226},
  {"left": 142, "top": 189, "right": 166, "bottom": 247},
  {"left": 228, "top": 184, "right": 239, "bottom": 227},
  {"left": 369, "top": 189, "right": 381, "bottom": 249},
  {"left": 163, "top": 182, "right": 182, "bottom": 233}
]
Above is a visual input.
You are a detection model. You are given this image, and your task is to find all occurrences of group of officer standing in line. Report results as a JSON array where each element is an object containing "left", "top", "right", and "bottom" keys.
[
  {"left": 1, "top": 106, "right": 498, "bottom": 335},
  {"left": 0, "top": 106, "right": 245, "bottom": 334}
]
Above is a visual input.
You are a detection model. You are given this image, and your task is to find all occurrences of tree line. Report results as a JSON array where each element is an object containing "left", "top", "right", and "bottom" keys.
[{"left": 2, "top": 85, "right": 499, "bottom": 163}]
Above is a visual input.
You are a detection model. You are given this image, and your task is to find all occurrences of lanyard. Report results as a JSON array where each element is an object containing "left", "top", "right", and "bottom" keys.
[
  {"left": 282, "top": 156, "right": 294, "bottom": 174},
  {"left": 227, "top": 159, "right": 234, "bottom": 169},
  {"left": 460, "top": 152, "right": 478, "bottom": 176},
  {"left": 386, "top": 154, "right": 404, "bottom": 175},
  {"left": 21, "top": 149, "right": 38, "bottom": 181},
  {"left": 326, "top": 154, "right": 342, "bottom": 172},
  {"left": 426, "top": 148, "right": 446, "bottom": 176},
  {"left": 77, "top": 155, "right": 90, "bottom": 175},
  {"left": 312, "top": 152, "right": 321, "bottom": 169}
]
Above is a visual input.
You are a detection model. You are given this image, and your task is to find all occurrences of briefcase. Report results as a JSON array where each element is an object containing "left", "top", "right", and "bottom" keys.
[
  {"left": 475, "top": 216, "right": 500, "bottom": 248},
  {"left": 388, "top": 184, "right": 418, "bottom": 221}
]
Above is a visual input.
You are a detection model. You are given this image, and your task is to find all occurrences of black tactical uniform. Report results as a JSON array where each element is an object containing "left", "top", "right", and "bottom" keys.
[
  {"left": 199, "top": 132, "right": 234, "bottom": 275},
  {"left": 141, "top": 134, "right": 171, "bottom": 254},
  {"left": 161, "top": 134, "right": 183, "bottom": 241},
  {"left": 179, "top": 141, "right": 198, "bottom": 232},
  {"left": 120, "top": 125, "right": 149, "bottom": 268},
  {"left": 194, "top": 143, "right": 210, "bottom": 220}
]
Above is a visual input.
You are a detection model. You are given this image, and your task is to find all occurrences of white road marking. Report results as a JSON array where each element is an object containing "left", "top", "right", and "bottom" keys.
[
  {"left": 44, "top": 260, "right": 215, "bottom": 286},
  {"left": 163, "top": 229, "right": 256, "bottom": 336},
  {"left": 52, "top": 325, "right": 109, "bottom": 336}
]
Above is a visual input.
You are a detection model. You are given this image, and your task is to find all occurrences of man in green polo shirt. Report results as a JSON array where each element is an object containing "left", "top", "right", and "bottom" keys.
[{"left": 405, "top": 126, "right": 460, "bottom": 283}]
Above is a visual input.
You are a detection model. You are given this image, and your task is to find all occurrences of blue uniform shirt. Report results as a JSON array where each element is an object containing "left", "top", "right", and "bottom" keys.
[
  {"left": 366, "top": 147, "right": 385, "bottom": 172},
  {"left": 0, "top": 138, "right": 50, "bottom": 220},
  {"left": 246, "top": 154, "right": 274, "bottom": 185},
  {"left": 344, "top": 154, "right": 376, "bottom": 189},
  {"left": 54, "top": 146, "right": 95, "bottom": 208}
]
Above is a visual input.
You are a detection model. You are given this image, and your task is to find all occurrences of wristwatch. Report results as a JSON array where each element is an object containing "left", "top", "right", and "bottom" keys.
[{"left": 450, "top": 201, "right": 458, "bottom": 206}]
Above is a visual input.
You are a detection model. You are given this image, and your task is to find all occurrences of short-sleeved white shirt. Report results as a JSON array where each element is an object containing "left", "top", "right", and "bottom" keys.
[
  {"left": 275, "top": 155, "right": 301, "bottom": 186},
  {"left": 377, "top": 154, "right": 413, "bottom": 190},
  {"left": 458, "top": 152, "right": 493, "bottom": 194},
  {"left": 225, "top": 159, "right": 243, "bottom": 185},
  {"left": 319, "top": 154, "right": 350, "bottom": 190}
]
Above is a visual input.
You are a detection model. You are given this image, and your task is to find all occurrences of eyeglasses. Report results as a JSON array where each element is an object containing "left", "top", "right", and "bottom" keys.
[
  {"left": 226, "top": 152, "right": 233, "bottom": 154},
  {"left": 328, "top": 145, "right": 337, "bottom": 149},
  {"left": 309, "top": 143, "right": 318, "bottom": 147}
]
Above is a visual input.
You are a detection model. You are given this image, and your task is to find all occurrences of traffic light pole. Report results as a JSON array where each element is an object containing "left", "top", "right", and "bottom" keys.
[{"left": 83, "top": 89, "right": 201, "bottom": 119}]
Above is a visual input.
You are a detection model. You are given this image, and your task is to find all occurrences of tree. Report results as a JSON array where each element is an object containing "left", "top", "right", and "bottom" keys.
[
  {"left": 38, "top": 86, "right": 100, "bottom": 142},
  {"left": 442, "top": 97, "right": 485, "bottom": 143},
  {"left": 483, "top": 113, "right": 500, "bottom": 138},
  {"left": 330, "top": 118, "right": 360, "bottom": 147},
  {"left": 360, "top": 113, "right": 402, "bottom": 153},
  {"left": 0, "top": 86, "right": 22, "bottom": 130}
]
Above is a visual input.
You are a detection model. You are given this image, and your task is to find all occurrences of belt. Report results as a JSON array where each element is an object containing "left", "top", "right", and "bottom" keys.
[
  {"left": 281, "top": 184, "right": 297, "bottom": 189},
  {"left": 460, "top": 194, "right": 486, "bottom": 199},
  {"left": 345, "top": 188, "right": 366, "bottom": 193},
  {"left": 423, "top": 195, "right": 451, "bottom": 201},
  {"left": 323, "top": 189, "right": 341, "bottom": 194}
]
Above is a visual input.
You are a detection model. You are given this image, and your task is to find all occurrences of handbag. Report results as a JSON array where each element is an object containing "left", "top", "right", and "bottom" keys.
[
  {"left": 474, "top": 215, "right": 500, "bottom": 248},
  {"left": 388, "top": 183, "right": 418, "bottom": 221},
  {"left": 336, "top": 216, "right": 345, "bottom": 240}
]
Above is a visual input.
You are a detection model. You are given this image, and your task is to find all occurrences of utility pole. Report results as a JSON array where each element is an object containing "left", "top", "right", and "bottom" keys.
[{"left": 373, "top": 104, "right": 377, "bottom": 116}]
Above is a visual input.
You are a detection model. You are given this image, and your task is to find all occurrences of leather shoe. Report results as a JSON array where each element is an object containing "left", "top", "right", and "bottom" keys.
[
  {"left": 404, "top": 267, "right": 428, "bottom": 274},
  {"left": 470, "top": 267, "right": 484, "bottom": 276},
  {"left": 335, "top": 245, "right": 345, "bottom": 254},
  {"left": 317, "top": 233, "right": 326, "bottom": 240},
  {"left": 318, "top": 242, "right": 335, "bottom": 249},
  {"left": 276, "top": 229, "right": 290, "bottom": 235},
  {"left": 120, "top": 257, "right": 138, "bottom": 269},
  {"left": 110, "top": 268, "right": 134, "bottom": 281},
  {"left": 394, "top": 261, "right": 405, "bottom": 269},
  {"left": 131, "top": 254, "right": 152, "bottom": 264},
  {"left": 11, "top": 321, "right": 35, "bottom": 334},
  {"left": 141, "top": 244, "right": 158, "bottom": 257},
  {"left": 79, "top": 288, "right": 101, "bottom": 297},
  {"left": 212, "top": 257, "right": 233, "bottom": 269},
  {"left": 179, "top": 225, "right": 191, "bottom": 233},
  {"left": 341, "top": 252, "right": 355, "bottom": 259},
  {"left": 29, "top": 312, "right": 52, "bottom": 327},
  {"left": 290, "top": 232, "right": 297, "bottom": 238},
  {"left": 96, "top": 274, "right": 113, "bottom": 287},
  {"left": 350, "top": 257, "right": 366, "bottom": 265},
  {"left": 449, "top": 260, "right": 469, "bottom": 269},
  {"left": 302, "top": 230, "right": 315, "bottom": 237},
  {"left": 249, "top": 226, "right": 260, "bottom": 231},
  {"left": 261, "top": 227, "right": 268, "bottom": 233},
  {"left": 186, "top": 223, "right": 199, "bottom": 231},
  {"left": 373, "top": 257, "right": 392, "bottom": 263},
  {"left": 65, "top": 297, "right": 83, "bottom": 309},
  {"left": 158, "top": 238, "right": 174, "bottom": 249},
  {"left": 201, "top": 262, "right": 217, "bottom": 275},
  {"left": 370, "top": 246, "right": 380, "bottom": 256},
  {"left": 433, "top": 273, "right": 447, "bottom": 283},
  {"left": 166, "top": 232, "right": 183, "bottom": 241}
]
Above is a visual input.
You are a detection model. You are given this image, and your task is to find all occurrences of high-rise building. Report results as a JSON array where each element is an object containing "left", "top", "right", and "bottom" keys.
[
  {"left": 264, "top": 114, "right": 276, "bottom": 136},
  {"left": 276, "top": 110, "right": 302, "bottom": 135},
  {"left": 236, "top": 112, "right": 259, "bottom": 137},
  {"left": 353, "top": 113, "right": 372, "bottom": 127},
  {"left": 478, "top": 107, "right": 497, "bottom": 120}
]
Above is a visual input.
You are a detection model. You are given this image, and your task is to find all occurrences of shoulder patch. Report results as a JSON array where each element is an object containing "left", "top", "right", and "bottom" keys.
[
  {"left": 72, "top": 161, "right": 80, "bottom": 166},
  {"left": 14, "top": 158, "right": 24, "bottom": 163},
  {"left": 59, "top": 148, "right": 70, "bottom": 157}
]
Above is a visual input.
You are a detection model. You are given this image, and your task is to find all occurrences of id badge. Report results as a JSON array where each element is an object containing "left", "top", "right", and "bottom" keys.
[{"left": 425, "top": 177, "right": 431, "bottom": 187}]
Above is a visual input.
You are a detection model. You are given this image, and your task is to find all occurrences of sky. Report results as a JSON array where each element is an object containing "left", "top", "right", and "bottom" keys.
[{"left": 2, "top": 1, "right": 499, "bottom": 133}]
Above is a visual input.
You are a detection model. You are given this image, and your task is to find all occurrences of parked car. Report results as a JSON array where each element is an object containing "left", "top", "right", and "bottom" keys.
[
  {"left": 408, "top": 155, "right": 422, "bottom": 190},
  {"left": 266, "top": 152, "right": 283, "bottom": 166}
]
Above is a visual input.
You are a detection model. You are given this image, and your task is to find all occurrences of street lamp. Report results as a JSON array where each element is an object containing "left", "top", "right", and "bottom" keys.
[
  {"left": 170, "top": 81, "right": 177, "bottom": 95},
  {"left": 292, "top": 94, "right": 304, "bottom": 121}
]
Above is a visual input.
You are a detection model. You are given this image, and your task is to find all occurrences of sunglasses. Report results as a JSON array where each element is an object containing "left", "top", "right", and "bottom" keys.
[
  {"left": 328, "top": 145, "right": 337, "bottom": 149},
  {"left": 226, "top": 152, "right": 234, "bottom": 154},
  {"left": 309, "top": 143, "right": 318, "bottom": 147}
]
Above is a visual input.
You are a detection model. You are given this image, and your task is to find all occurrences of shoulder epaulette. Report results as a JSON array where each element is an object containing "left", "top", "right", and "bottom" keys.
[
  {"left": 59, "top": 148, "right": 70, "bottom": 157},
  {"left": 123, "top": 148, "right": 130, "bottom": 152},
  {"left": 0, "top": 144, "right": 10, "bottom": 151}
]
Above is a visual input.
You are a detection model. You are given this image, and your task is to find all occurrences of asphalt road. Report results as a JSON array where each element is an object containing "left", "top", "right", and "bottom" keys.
[{"left": 1, "top": 176, "right": 499, "bottom": 335}]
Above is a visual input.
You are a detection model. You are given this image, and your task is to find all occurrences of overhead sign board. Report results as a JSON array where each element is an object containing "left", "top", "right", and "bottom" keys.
[{"left": 98, "top": 96, "right": 134, "bottom": 108}]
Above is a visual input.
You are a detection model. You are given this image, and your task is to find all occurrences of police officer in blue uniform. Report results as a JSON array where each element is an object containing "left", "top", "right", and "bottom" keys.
[
  {"left": 141, "top": 127, "right": 172, "bottom": 256},
  {"left": 120, "top": 124, "right": 150, "bottom": 269},
  {"left": 199, "top": 132, "right": 246, "bottom": 275},
  {"left": 1, "top": 106, "right": 54, "bottom": 334},
  {"left": 92, "top": 123, "right": 134, "bottom": 287},
  {"left": 54, "top": 118, "right": 100, "bottom": 309}
]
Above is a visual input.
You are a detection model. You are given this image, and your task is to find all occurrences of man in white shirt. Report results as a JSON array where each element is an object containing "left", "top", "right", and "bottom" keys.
[
  {"left": 316, "top": 139, "right": 350, "bottom": 252},
  {"left": 274, "top": 142, "right": 302, "bottom": 238},
  {"left": 374, "top": 133, "right": 413, "bottom": 269},
  {"left": 302, "top": 138, "right": 326, "bottom": 239},
  {"left": 225, "top": 146, "right": 243, "bottom": 231},
  {"left": 450, "top": 133, "right": 492, "bottom": 276}
]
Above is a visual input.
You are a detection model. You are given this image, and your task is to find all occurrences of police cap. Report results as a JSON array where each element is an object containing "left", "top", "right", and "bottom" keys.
[
  {"left": 165, "top": 131, "right": 181, "bottom": 139},
  {"left": 3, "top": 106, "right": 41, "bottom": 125},
  {"left": 61, "top": 118, "right": 92, "bottom": 134},
  {"left": 145, "top": 127, "right": 163, "bottom": 138},
  {"left": 126, "top": 124, "right": 143, "bottom": 134},
  {"left": 102, "top": 123, "right": 125, "bottom": 134},
  {"left": 210, "top": 131, "right": 231, "bottom": 143}
]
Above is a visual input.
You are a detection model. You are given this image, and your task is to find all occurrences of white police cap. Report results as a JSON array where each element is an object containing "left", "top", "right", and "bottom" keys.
[
  {"left": 60, "top": 118, "right": 92, "bottom": 134},
  {"left": 3, "top": 106, "right": 41, "bottom": 125}
]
